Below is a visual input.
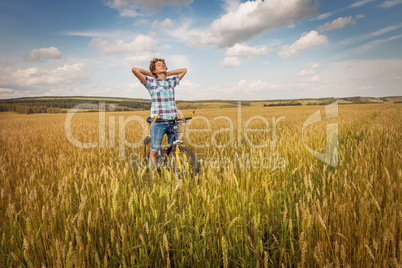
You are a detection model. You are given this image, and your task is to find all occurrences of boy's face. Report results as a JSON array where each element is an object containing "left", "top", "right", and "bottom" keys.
[{"left": 154, "top": 61, "right": 167, "bottom": 74}]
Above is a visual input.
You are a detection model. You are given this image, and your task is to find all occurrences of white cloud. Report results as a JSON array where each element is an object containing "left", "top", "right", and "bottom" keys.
[
  {"left": 188, "top": 0, "right": 318, "bottom": 47},
  {"left": 0, "top": 88, "right": 13, "bottom": 93},
  {"left": 222, "top": 0, "right": 242, "bottom": 12},
  {"left": 174, "top": 80, "right": 201, "bottom": 100},
  {"left": 125, "top": 54, "right": 159, "bottom": 67},
  {"left": 298, "top": 69, "right": 315, "bottom": 76},
  {"left": 0, "top": 63, "right": 90, "bottom": 94},
  {"left": 237, "top": 79, "right": 272, "bottom": 95},
  {"left": 302, "top": 74, "right": 320, "bottom": 82},
  {"left": 350, "top": 0, "right": 376, "bottom": 8},
  {"left": 312, "top": 12, "right": 333, "bottom": 21},
  {"left": 18, "top": 64, "right": 89, "bottom": 88},
  {"left": 193, "top": 59, "right": 402, "bottom": 100},
  {"left": 119, "top": 9, "right": 140, "bottom": 17},
  {"left": 308, "top": 63, "right": 321, "bottom": 69},
  {"left": 278, "top": 30, "right": 329, "bottom": 58},
  {"left": 225, "top": 43, "right": 271, "bottom": 57},
  {"left": 297, "top": 65, "right": 321, "bottom": 82},
  {"left": 365, "top": 23, "right": 402, "bottom": 38},
  {"left": 26, "top": 47, "right": 62, "bottom": 62},
  {"left": 66, "top": 30, "right": 135, "bottom": 40},
  {"left": 162, "top": 19, "right": 205, "bottom": 44},
  {"left": 346, "top": 34, "right": 402, "bottom": 55},
  {"left": 124, "top": 52, "right": 188, "bottom": 70},
  {"left": 197, "top": 78, "right": 282, "bottom": 99},
  {"left": 338, "top": 23, "right": 402, "bottom": 47},
  {"left": 319, "top": 15, "right": 364, "bottom": 32},
  {"left": 0, "top": 88, "right": 28, "bottom": 99},
  {"left": 168, "top": 54, "right": 190, "bottom": 69},
  {"left": 314, "top": 59, "right": 402, "bottom": 95},
  {"left": 382, "top": 73, "right": 401, "bottom": 80},
  {"left": 286, "top": 59, "right": 402, "bottom": 98},
  {"left": 379, "top": 0, "right": 402, "bottom": 7},
  {"left": 152, "top": 18, "right": 175, "bottom": 28},
  {"left": 89, "top": 34, "right": 160, "bottom": 67},
  {"left": 106, "top": 0, "right": 193, "bottom": 14},
  {"left": 221, "top": 57, "right": 241, "bottom": 68},
  {"left": 221, "top": 43, "right": 273, "bottom": 68},
  {"left": 89, "top": 35, "right": 156, "bottom": 55}
]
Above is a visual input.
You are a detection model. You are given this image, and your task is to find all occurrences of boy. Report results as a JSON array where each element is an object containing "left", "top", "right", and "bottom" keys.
[{"left": 132, "top": 58, "right": 187, "bottom": 169}]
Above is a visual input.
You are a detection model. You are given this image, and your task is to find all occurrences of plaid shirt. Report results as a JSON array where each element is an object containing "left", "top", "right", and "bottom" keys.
[{"left": 143, "top": 75, "right": 180, "bottom": 120}]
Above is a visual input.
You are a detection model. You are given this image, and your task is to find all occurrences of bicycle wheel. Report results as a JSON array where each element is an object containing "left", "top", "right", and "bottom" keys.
[
  {"left": 143, "top": 135, "right": 151, "bottom": 169},
  {"left": 170, "top": 146, "right": 199, "bottom": 179}
]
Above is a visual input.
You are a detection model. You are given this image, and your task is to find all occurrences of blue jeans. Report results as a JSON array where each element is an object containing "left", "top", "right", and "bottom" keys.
[{"left": 150, "top": 122, "right": 176, "bottom": 152}]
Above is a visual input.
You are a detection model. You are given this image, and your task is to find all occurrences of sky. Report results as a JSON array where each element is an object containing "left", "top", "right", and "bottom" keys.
[{"left": 0, "top": 0, "right": 401, "bottom": 100}]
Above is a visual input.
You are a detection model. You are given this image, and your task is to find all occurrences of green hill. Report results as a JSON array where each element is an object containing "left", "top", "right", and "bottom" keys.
[{"left": 0, "top": 96, "right": 401, "bottom": 114}]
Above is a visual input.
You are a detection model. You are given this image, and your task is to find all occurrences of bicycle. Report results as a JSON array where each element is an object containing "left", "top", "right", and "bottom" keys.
[{"left": 142, "top": 112, "right": 199, "bottom": 179}]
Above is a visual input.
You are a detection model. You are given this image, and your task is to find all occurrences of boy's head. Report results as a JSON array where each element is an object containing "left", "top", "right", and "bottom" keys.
[{"left": 149, "top": 58, "right": 167, "bottom": 77}]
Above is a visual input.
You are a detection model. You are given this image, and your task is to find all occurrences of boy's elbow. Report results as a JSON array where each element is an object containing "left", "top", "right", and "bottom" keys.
[{"left": 132, "top": 67, "right": 142, "bottom": 77}]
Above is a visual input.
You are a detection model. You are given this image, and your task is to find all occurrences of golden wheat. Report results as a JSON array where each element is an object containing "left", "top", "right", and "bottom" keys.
[{"left": 0, "top": 104, "right": 401, "bottom": 267}]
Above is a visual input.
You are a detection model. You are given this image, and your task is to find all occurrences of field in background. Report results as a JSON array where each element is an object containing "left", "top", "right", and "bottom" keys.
[
  {"left": 1, "top": 104, "right": 401, "bottom": 267},
  {"left": 1, "top": 95, "right": 402, "bottom": 114}
]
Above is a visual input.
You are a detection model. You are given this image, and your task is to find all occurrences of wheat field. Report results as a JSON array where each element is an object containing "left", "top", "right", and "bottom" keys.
[{"left": 1, "top": 103, "right": 401, "bottom": 267}]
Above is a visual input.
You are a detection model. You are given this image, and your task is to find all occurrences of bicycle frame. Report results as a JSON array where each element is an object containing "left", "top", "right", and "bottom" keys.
[
  {"left": 158, "top": 124, "right": 185, "bottom": 172},
  {"left": 150, "top": 111, "right": 194, "bottom": 172}
]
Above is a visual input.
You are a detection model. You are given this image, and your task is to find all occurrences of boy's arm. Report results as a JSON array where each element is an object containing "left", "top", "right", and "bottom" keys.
[
  {"left": 132, "top": 67, "right": 153, "bottom": 84},
  {"left": 167, "top": 68, "right": 187, "bottom": 80}
]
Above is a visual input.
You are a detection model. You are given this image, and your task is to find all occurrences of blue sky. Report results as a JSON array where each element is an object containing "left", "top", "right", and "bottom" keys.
[{"left": 0, "top": 0, "right": 401, "bottom": 100}]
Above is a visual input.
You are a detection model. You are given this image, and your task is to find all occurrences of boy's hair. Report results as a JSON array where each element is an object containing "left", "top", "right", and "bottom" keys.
[{"left": 149, "top": 58, "right": 167, "bottom": 75}]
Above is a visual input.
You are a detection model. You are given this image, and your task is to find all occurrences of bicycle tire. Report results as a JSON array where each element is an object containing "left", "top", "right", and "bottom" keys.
[
  {"left": 143, "top": 135, "right": 151, "bottom": 169},
  {"left": 143, "top": 136, "right": 163, "bottom": 170},
  {"left": 170, "top": 146, "right": 199, "bottom": 179}
]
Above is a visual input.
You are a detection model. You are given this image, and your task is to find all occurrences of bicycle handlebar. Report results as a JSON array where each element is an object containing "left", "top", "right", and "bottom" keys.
[{"left": 148, "top": 111, "right": 195, "bottom": 124}]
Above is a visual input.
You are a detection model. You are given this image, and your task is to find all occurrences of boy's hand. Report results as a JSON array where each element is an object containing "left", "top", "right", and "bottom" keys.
[
  {"left": 167, "top": 68, "right": 187, "bottom": 80},
  {"left": 132, "top": 67, "right": 153, "bottom": 84}
]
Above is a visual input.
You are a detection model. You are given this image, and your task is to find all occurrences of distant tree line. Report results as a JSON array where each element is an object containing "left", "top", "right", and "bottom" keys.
[
  {"left": 0, "top": 104, "right": 66, "bottom": 114},
  {"left": 117, "top": 101, "right": 150, "bottom": 110},
  {"left": 263, "top": 101, "right": 339, "bottom": 107},
  {"left": 0, "top": 98, "right": 151, "bottom": 114},
  {"left": 264, "top": 102, "right": 302, "bottom": 107},
  {"left": 306, "top": 101, "right": 334, "bottom": 106}
]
